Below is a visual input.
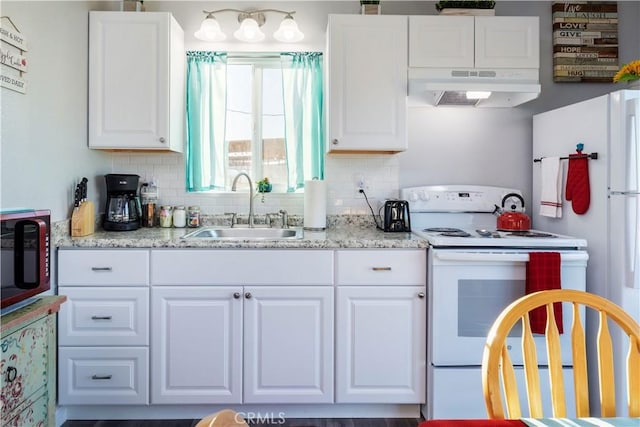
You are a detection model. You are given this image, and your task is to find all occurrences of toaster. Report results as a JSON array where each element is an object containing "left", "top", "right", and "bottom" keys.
[{"left": 383, "top": 200, "right": 411, "bottom": 232}]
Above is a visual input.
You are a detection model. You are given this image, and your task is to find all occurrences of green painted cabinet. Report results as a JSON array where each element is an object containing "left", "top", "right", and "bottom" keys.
[{"left": 1, "top": 296, "right": 66, "bottom": 427}]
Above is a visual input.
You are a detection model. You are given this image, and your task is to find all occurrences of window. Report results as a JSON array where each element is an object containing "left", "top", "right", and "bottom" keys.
[
  {"left": 226, "top": 60, "right": 287, "bottom": 192},
  {"left": 185, "top": 52, "right": 324, "bottom": 193}
]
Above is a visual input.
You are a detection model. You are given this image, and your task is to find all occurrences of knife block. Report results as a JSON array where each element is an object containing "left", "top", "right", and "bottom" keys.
[{"left": 71, "top": 201, "right": 95, "bottom": 237}]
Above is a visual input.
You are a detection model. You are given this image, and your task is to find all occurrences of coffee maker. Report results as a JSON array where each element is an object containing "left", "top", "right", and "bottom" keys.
[{"left": 103, "top": 174, "right": 141, "bottom": 231}]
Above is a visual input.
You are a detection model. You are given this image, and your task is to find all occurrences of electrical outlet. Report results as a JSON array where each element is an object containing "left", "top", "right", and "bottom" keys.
[{"left": 353, "top": 174, "right": 369, "bottom": 198}]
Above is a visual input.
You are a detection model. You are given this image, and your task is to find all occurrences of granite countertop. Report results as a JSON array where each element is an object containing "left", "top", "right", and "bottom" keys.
[{"left": 54, "top": 226, "right": 428, "bottom": 249}]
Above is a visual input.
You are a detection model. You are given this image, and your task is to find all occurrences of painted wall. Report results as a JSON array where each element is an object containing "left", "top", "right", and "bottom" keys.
[{"left": 1, "top": 1, "right": 639, "bottom": 222}]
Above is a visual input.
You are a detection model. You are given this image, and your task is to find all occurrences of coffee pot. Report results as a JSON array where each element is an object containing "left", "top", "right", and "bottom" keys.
[{"left": 103, "top": 174, "right": 141, "bottom": 231}]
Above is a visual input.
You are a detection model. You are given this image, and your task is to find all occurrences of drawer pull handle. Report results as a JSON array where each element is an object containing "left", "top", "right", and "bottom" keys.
[
  {"left": 91, "top": 267, "right": 112, "bottom": 272},
  {"left": 91, "top": 316, "right": 113, "bottom": 320},
  {"left": 6, "top": 366, "right": 17, "bottom": 382},
  {"left": 372, "top": 267, "right": 392, "bottom": 271},
  {"left": 91, "top": 374, "right": 113, "bottom": 380}
]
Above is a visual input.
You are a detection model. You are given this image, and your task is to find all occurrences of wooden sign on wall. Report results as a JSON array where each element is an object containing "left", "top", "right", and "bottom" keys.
[{"left": 552, "top": 2, "right": 618, "bottom": 83}]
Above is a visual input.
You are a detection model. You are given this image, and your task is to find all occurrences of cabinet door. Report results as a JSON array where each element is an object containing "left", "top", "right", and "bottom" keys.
[
  {"left": 409, "top": 16, "right": 474, "bottom": 68},
  {"left": 327, "top": 15, "right": 407, "bottom": 152},
  {"left": 151, "top": 286, "right": 242, "bottom": 404},
  {"left": 335, "top": 286, "right": 426, "bottom": 403},
  {"left": 89, "top": 12, "right": 184, "bottom": 151},
  {"left": 243, "top": 286, "right": 333, "bottom": 403},
  {"left": 475, "top": 16, "right": 539, "bottom": 69}
]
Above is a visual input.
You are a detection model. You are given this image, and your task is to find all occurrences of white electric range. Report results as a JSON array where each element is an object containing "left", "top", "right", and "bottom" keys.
[{"left": 400, "top": 185, "right": 588, "bottom": 420}]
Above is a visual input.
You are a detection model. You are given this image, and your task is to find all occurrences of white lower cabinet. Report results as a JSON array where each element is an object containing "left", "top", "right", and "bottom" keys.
[
  {"left": 151, "top": 286, "right": 333, "bottom": 404},
  {"left": 335, "top": 250, "right": 426, "bottom": 403},
  {"left": 57, "top": 249, "right": 150, "bottom": 406},
  {"left": 150, "top": 249, "right": 334, "bottom": 405}
]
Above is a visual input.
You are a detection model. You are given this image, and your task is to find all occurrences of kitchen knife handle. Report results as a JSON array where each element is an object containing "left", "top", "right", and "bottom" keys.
[
  {"left": 372, "top": 267, "right": 392, "bottom": 271},
  {"left": 91, "top": 267, "right": 113, "bottom": 272},
  {"left": 91, "top": 315, "right": 113, "bottom": 320}
]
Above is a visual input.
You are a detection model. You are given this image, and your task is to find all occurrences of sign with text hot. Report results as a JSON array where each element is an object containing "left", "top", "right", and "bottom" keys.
[{"left": 552, "top": 1, "right": 618, "bottom": 82}]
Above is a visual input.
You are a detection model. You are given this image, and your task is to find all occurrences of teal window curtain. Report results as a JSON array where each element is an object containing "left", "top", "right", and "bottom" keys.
[
  {"left": 280, "top": 52, "right": 324, "bottom": 191},
  {"left": 186, "top": 51, "right": 227, "bottom": 191}
]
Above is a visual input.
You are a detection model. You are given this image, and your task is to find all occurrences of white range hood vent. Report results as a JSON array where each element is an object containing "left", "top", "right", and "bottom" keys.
[{"left": 408, "top": 68, "right": 541, "bottom": 108}]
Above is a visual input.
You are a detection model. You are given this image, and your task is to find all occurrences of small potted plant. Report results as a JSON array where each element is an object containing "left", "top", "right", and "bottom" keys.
[
  {"left": 613, "top": 59, "right": 640, "bottom": 88},
  {"left": 256, "top": 177, "right": 272, "bottom": 193},
  {"left": 435, "top": 1, "right": 496, "bottom": 15}
]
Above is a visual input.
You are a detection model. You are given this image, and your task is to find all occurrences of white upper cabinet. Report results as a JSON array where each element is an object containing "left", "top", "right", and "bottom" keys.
[
  {"left": 89, "top": 12, "right": 185, "bottom": 151},
  {"left": 409, "top": 16, "right": 539, "bottom": 69},
  {"left": 326, "top": 14, "right": 408, "bottom": 153}
]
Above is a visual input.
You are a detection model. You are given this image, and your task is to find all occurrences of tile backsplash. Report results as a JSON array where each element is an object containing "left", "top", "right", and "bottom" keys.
[{"left": 111, "top": 152, "right": 400, "bottom": 216}]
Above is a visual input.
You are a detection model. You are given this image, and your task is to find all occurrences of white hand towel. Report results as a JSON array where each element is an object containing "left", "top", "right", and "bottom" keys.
[{"left": 539, "top": 157, "right": 563, "bottom": 218}]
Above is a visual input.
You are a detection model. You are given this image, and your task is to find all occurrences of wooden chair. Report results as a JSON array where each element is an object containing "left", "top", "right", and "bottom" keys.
[
  {"left": 195, "top": 409, "right": 249, "bottom": 427},
  {"left": 481, "top": 289, "right": 639, "bottom": 419}
]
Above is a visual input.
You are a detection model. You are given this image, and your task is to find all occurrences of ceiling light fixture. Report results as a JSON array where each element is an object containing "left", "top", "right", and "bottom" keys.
[{"left": 194, "top": 8, "right": 304, "bottom": 43}]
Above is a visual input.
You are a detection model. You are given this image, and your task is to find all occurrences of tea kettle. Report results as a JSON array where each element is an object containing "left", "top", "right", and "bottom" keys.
[{"left": 494, "top": 193, "right": 531, "bottom": 231}]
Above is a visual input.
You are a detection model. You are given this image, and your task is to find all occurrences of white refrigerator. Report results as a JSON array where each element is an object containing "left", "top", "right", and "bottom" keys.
[{"left": 532, "top": 88, "right": 640, "bottom": 415}]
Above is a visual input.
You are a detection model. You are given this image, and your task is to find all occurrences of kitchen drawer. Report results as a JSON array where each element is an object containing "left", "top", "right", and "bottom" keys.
[
  {"left": 151, "top": 249, "right": 334, "bottom": 285},
  {"left": 58, "top": 287, "right": 149, "bottom": 346},
  {"left": 335, "top": 250, "right": 426, "bottom": 285},
  {"left": 58, "top": 249, "right": 149, "bottom": 286},
  {"left": 0, "top": 316, "right": 50, "bottom": 415},
  {"left": 58, "top": 347, "right": 149, "bottom": 405},
  {"left": 3, "top": 391, "right": 48, "bottom": 427}
]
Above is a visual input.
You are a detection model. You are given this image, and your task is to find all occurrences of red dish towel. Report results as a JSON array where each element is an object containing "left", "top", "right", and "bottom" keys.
[
  {"left": 526, "top": 252, "right": 563, "bottom": 334},
  {"left": 565, "top": 154, "right": 591, "bottom": 214}
]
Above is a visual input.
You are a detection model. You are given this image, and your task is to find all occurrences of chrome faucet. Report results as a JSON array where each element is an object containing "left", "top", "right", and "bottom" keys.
[{"left": 231, "top": 172, "right": 255, "bottom": 228}]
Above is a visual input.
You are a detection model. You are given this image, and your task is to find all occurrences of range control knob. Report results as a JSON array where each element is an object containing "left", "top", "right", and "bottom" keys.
[
  {"left": 419, "top": 191, "right": 430, "bottom": 201},
  {"left": 409, "top": 191, "right": 419, "bottom": 202}
]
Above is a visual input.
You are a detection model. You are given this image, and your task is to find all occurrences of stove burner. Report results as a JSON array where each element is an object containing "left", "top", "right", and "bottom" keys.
[
  {"left": 507, "top": 231, "right": 557, "bottom": 238},
  {"left": 423, "top": 228, "right": 471, "bottom": 237}
]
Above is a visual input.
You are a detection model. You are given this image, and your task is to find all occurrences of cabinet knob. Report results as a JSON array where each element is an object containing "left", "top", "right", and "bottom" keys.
[
  {"left": 6, "top": 366, "right": 17, "bottom": 382},
  {"left": 332, "top": 138, "right": 339, "bottom": 145},
  {"left": 233, "top": 292, "right": 241, "bottom": 299},
  {"left": 159, "top": 137, "right": 166, "bottom": 143},
  {"left": 418, "top": 292, "right": 425, "bottom": 299},
  {"left": 245, "top": 292, "right": 252, "bottom": 299}
]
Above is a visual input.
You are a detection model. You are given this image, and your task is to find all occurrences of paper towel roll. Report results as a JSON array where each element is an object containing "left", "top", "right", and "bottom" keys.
[{"left": 304, "top": 180, "right": 327, "bottom": 230}]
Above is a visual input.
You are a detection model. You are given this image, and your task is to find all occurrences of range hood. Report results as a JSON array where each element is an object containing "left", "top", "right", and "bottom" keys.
[{"left": 408, "top": 68, "right": 541, "bottom": 108}]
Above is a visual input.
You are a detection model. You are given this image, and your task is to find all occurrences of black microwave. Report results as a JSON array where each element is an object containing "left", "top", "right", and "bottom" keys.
[{"left": 1, "top": 209, "right": 51, "bottom": 310}]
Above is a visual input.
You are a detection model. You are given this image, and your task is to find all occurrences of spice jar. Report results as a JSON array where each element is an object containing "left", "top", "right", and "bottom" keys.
[
  {"left": 188, "top": 206, "right": 200, "bottom": 228},
  {"left": 173, "top": 206, "right": 186, "bottom": 228},
  {"left": 159, "top": 206, "right": 173, "bottom": 228}
]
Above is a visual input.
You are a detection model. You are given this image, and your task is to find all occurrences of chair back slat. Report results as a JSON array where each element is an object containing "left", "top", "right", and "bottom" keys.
[
  {"left": 545, "top": 303, "right": 566, "bottom": 417},
  {"left": 521, "top": 314, "right": 542, "bottom": 417},
  {"left": 570, "top": 302, "right": 590, "bottom": 417},
  {"left": 597, "top": 311, "right": 616, "bottom": 416},
  {"left": 500, "top": 345, "right": 521, "bottom": 418},
  {"left": 483, "top": 290, "right": 640, "bottom": 420},
  {"left": 629, "top": 336, "right": 640, "bottom": 417}
]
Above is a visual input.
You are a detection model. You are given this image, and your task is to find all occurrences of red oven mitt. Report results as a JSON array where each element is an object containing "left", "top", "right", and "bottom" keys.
[{"left": 565, "top": 153, "right": 590, "bottom": 214}]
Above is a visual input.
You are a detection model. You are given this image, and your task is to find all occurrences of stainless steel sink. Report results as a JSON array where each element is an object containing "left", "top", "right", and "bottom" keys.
[{"left": 182, "top": 227, "right": 303, "bottom": 240}]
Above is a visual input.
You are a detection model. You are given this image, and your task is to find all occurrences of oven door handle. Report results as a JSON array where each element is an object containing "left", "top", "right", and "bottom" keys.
[{"left": 433, "top": 251, "right": 589, "bottom": 263}]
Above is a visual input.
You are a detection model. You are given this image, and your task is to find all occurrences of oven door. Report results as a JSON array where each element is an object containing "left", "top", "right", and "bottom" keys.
[{"left": 429, "top": 249, "right": 588, "bottom": 367}]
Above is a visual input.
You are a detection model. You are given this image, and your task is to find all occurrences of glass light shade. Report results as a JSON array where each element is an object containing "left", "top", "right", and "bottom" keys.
[
  {"left": 234, "top": 17, "right": 265, "bottom": 42},
  {"left": 194, "top": 16, "right": 226, "bottom": 42},
  {"left": 466, "top": 91, "right": 492, "bottom": 100},
  {"left": 273, "top": 17, "right": 304, "bottom": 43}
]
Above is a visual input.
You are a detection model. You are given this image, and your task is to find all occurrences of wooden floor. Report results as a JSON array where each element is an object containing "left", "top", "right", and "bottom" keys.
[{"left": 62, "top": 418, "right": 423, "bottom": 427}]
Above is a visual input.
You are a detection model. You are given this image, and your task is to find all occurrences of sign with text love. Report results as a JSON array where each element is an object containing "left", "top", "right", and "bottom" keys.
[{"left": 552, "top": 1, "right": 618, "bottom": 82}]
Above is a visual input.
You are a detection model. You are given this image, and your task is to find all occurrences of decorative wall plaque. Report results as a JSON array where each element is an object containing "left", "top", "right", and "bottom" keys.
[{"left": 552, "top": 2, "right": 619, "bottom": 82}]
